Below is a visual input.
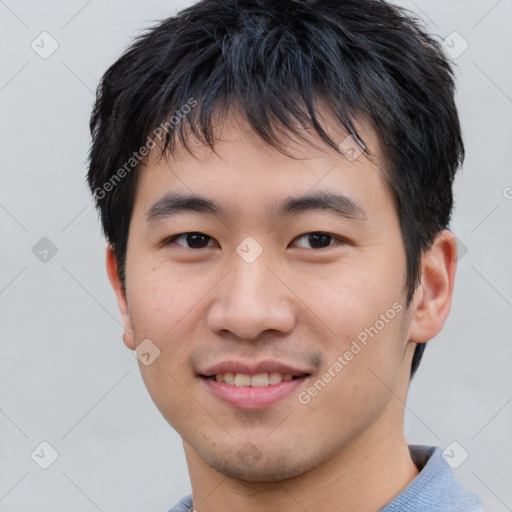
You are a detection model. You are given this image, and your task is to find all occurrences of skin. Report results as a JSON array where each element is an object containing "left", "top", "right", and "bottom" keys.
[{"left": 106, "top": 108, "right": 457, "bottom": 512}]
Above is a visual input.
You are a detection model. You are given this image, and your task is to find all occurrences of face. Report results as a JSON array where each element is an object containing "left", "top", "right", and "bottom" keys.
[{"left": 109, "top": 110, "right": 421, "bottom": 482}]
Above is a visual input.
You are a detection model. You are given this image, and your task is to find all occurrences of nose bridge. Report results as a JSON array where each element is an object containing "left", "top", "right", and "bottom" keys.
[
  {"left": 231, "top": 250, "right": 274, "bottom": 307},
  {"left": 206, "top": 244, "right": 296, "bottom": 339}
]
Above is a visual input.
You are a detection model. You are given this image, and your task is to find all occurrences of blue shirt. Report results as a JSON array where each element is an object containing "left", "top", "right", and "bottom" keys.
[{"left": 167, "top": 445, "right": 484, "bottom": 511}]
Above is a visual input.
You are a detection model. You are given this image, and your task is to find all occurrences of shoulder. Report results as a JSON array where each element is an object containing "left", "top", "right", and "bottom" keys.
[
  {"left": 165, "top": 493, "right": 193, "bottom": 512},
  {"left": 379, "top": 445, "right": 484, "bottom": 512}
]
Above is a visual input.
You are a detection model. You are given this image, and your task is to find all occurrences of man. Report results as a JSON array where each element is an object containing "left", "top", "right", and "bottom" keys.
[{"left": 87, "top": 0, "right": 484, "bottom": 510}]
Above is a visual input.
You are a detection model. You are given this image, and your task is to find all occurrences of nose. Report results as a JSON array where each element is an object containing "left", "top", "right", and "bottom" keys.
[{"left": 206, "top": 251, "right": 297, "bottom": 341}]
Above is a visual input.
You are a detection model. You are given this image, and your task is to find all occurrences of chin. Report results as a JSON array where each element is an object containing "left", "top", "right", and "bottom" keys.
[{"left": 202, "top": 447, "right": 318, "bottom": 482}]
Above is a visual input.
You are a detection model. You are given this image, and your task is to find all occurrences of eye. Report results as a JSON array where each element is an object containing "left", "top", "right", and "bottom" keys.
[
  {"left": 161, "top": 231, "right": 346, "bottom": 250},
  {"left": 162, "top": 232, "right": 217, "bottom": 249},
  {"left": 292, "top": 232, "right": 345, "bottom": 249}
]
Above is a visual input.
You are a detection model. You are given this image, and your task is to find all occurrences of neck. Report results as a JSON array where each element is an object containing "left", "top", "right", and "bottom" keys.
[{"left": 183, "top": 413, "right": 419, "bottom": 512}]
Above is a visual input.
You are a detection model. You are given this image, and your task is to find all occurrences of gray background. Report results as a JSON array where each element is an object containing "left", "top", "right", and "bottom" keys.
[{"left": 1, "top": 1, "right": 511, "bottom": 511}]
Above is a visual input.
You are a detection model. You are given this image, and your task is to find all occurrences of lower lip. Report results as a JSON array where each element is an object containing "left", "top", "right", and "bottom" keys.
[{"left": 201, "top": 377, "right": 308, "bottom": 409}]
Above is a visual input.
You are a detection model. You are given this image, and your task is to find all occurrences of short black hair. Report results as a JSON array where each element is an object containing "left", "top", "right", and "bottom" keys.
[{"left": 87, "top": 0, "right": 464, "bottom": 379}]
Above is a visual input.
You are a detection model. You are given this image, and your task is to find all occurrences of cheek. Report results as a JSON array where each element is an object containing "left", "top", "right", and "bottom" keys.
[
  {"left": 294, "top": 258, "right": 402, "bottom": 339},
  {"left": 303, "top": 313, "right": 407, "bottom": 440},
  {"left": 300, "top": 261, "right": 408, "bottom": 393},
  {"left": 127, "top": 259, "right": 200, "bottom": 335},
  {"left": 126, "top": 265, "right": 205, "bottom": 420},
  {"left": 125, "top": 260, "right": 223, "bottom": 386}
]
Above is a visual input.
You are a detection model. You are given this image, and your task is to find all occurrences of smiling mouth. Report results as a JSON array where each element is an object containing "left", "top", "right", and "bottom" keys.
[{"left": 200, "top": 372, "right": 309, "bottom": 387}]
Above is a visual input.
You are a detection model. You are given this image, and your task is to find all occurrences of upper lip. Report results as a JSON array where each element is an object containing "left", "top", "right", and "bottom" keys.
[{"left": 198, "top": 360, "right": 312, "bottom": 377}]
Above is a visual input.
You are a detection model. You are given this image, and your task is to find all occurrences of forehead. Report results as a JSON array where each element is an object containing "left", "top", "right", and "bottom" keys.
[{"left": 131, "top": 107, "right": 394, "bottom": 226}]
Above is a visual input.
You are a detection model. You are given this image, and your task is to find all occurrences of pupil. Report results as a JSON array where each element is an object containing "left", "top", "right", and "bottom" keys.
[
  {"left": 309, "top": 233, "right": 331, "bottom": 248},
  {"left": 187, "top": 233, "right": 209, "bottom": 248}
]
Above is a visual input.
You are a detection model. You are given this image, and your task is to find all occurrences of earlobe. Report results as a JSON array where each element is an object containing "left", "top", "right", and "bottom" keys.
[
  {"left": 105, "top": 244, "right": 135, "bottom": 350},
  {"left": 407, "top": 230, "right": 458, "bottom": 344}
]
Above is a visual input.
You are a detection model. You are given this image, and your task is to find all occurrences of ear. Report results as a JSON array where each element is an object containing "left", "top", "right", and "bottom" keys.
[
  {"left": 407, "top": 229, "right": 458, "bottom": 344},
  {"left": 105, "top": 244, "right": 135, "bottom": 350}
]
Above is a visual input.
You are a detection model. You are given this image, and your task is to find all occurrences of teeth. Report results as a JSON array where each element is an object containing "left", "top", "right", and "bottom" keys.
[
  {"left": 269, "top": 372, "right": 282, "bottom": 385},
  {"left": 234, "top": 374, "right": 251, "bottom": 386},
  {"left": 250, "top": 373, "right": 269, "bottom": 387},
  {"left": 211, "top": 372, "right": 298, "bottom": 387}
]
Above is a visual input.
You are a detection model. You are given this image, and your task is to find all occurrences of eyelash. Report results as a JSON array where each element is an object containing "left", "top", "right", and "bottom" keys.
[{"left": 161, "top": 232, "right": 347, "bottom": 250}]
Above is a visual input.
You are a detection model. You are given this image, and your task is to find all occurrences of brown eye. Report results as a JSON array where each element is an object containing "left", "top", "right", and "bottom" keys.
[
  {"left": 293, "top": 232, "right": 341, "bottom": 249},
  {"left": 163, "top": 232, "right": 215, "bottom": 249}
]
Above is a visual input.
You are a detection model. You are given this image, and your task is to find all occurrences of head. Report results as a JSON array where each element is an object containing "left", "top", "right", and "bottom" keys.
[{"left": 88, "top": 0, "right": 462, "bottom": 481}]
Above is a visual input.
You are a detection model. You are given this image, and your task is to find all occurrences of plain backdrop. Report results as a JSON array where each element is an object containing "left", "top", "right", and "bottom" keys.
[{"left": 1, "top": 1, "right": 511, "bottom": 511}]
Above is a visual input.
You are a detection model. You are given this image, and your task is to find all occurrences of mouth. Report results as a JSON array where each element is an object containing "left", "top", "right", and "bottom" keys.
[
  {"left": 197, "top": 363, "right": 312, "bottom": 409},
  {"left": 200, "top": 372, "right": 309, "bottom": 387}
]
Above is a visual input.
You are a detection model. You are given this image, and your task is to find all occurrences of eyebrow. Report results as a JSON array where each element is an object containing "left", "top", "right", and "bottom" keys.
[{"left": 145, "top": 190, "right": 367, "bottom": 224}]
